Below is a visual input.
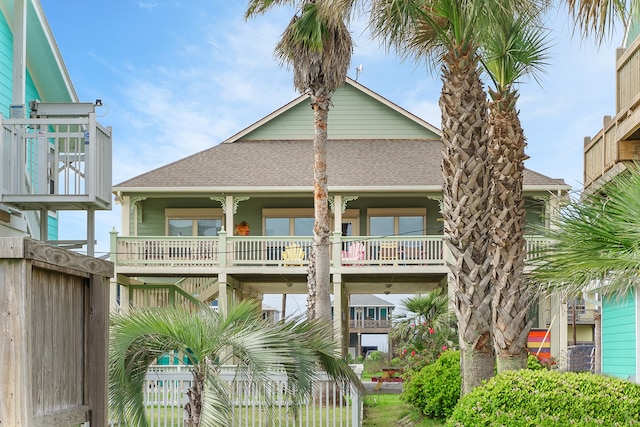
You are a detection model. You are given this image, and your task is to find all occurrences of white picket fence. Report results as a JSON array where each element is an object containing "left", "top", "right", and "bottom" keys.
[{"left": 109, "top": 365, "right": 363, "bottom": 427}]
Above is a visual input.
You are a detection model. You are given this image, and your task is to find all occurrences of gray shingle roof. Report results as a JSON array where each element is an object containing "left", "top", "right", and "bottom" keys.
[
  {"left": 330, "top": 294, "right": 395, "bottom": 307},
  {"left": 114, "top": 139, "right": 566, "bottom": 190},
  {"left": 349, "top": 294, "right": 395, "bottom": 308}
]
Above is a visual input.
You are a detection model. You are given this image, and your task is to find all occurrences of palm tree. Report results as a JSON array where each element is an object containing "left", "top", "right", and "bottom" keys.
[
  {"left": 532, "top": 164, "right": 640, "bottom": 297},
  {"left": 109, "top": 300, "right": 362, "bottom": 427},
  {"left": 389, "top": 289, "right": 458, "bottom": 365},
  {"left": 244, "top": 1, "right": 353, "bottom": 321},
  {"left": 481, "top": 10, "right": 550, "bottom": 372},
  {"left": 365, "top": 0, "right": 506, "bottom": 393},
  {"left": 390, "top": 288, "right": 453, "bottom": 345}
]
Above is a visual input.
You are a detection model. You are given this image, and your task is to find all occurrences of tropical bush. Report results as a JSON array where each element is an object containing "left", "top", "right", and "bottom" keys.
[
  {"left": 527, "top": 353, "right": 557, "bottom": 370},
  {"left": 109, "top": 300, "right": 363, "bottom": 427},
  {"left": 390, "top": 290, "right": 458, "bottom": 375},
  {"left": 401, "top": 350, "right": 461, "bottom": 420},
  {"left": 447, "top": 369, "right": 640, "bottom": 426}
]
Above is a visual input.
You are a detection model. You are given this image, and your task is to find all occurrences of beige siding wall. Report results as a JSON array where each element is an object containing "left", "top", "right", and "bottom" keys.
[{"left": 243, "top": 84, "right": 439, "bottom": 140}]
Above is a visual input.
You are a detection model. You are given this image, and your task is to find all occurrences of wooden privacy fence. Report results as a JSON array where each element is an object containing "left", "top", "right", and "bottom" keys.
[{"left": 0, "top": 237, "right": 113, "bottom": 426}]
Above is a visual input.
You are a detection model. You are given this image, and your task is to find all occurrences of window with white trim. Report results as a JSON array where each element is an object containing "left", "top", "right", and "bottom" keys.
[
  {"left": 165, "top": 208, "right": 223, "bottom": 236},
  {"left": 367, "top": 208, "right": 426, "bottom": 236}
]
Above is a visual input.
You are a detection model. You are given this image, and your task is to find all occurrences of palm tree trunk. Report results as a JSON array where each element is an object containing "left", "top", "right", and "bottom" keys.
[
  {"left": 310, "top": 88, "right": 332, "bottom": 322},
  {"left": 440, "top": 51, "right": 495, "bottom": 394},
  {"left": 184, "top": 370, "right": 204, "bottom": 426},
  {"left": 488, "top": 90, "right": 531, "bottom": 372}
]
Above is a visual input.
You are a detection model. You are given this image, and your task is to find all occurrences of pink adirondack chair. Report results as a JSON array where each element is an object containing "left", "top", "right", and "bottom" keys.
[{"left": 342, "top": 241, "right": 366, "bottom": 266}]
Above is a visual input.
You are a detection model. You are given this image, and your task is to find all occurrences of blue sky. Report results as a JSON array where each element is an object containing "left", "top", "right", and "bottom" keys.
[{"left": 39, "top": 1, "right": 621, "bottom": 324}]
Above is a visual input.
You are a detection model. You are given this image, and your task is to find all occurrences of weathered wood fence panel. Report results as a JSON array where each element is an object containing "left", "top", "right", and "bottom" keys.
[{"left": 0, "top": 237, "right": 113, "bottom": 426}]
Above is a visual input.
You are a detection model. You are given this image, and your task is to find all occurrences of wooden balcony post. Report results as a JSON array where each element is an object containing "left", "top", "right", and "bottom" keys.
[
  {"left": 219, "top": 229, "right": 227, "bottom": 267},
  {"left": 109, "top": 228, "right": 118, "bottom": 263},
  {"left": 332, "top": 231, "right": 342, "bottom": 267}
]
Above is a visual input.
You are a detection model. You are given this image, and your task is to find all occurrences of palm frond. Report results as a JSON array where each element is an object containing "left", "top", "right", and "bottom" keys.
[
  {"left": 276, "top": 2, "right": 353, "bottom": 93},
  {"left": 481, "top": 10, "right": 552, "bottom": 94},
  {"left": 532, "top": 163, "right": 640, "bottom": 297},
  {"left": 244, "top": 0, "right": 297, "bottom": 18},
  {"left": 200, "top": 358, "right": 235, "bottom": 427},
  {"left": 565, "top": 0, "right": 628, "bottom": 43}
]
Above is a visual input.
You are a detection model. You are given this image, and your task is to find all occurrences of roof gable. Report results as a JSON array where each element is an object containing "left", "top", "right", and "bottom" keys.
[
  {"left": 114, "top": 79, "right": 569, "bottom": 192},
  {"left": 225, "top": 77, "right": 441, "bottom": 142}
]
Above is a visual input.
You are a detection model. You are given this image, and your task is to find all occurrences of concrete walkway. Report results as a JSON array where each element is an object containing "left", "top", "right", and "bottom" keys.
[{"left": 362, "top": 380, "right": 403, "bottom": 394}]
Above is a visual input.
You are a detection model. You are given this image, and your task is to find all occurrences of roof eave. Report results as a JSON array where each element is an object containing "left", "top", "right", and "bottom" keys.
[
  {"left": 113, "top": 184, "right": 569, "bottom": 195},
  {"left": 28, "top": 0, "right": 78, "bottom": 102},
  {"left": 112, "top": 185, "right": 445, "bottom": 194},
  {"left": 523, "top": 184, "right": 572, "bottom": 194}
]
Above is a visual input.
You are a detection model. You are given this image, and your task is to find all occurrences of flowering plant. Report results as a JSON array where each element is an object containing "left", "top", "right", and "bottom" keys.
[
  {"left": 397, "top": 320, "right": 457, "bottom": 375},
  {"left": 235, "top": 221, "right": 250, "bottom": 236}
]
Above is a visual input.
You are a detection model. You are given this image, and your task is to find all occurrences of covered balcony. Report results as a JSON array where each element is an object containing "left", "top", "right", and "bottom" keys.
[{"left": 112, "top": 232, "right": 551, "bottom": 275}]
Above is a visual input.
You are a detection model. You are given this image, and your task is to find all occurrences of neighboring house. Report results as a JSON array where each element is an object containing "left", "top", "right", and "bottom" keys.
[
  {"left": 0, "top": 0, "right": 74, "bottom": 240},
  {"left": 331, "top": 294, "right": 395, "bottom": 358},
  {"left": 581, "top": 23, "right": 640, "bottom": 381},
  {"left": 110, "top": 77, "right": 569, "bottom": 356},
  {"left": 211, "top": 300, "right": 280, "bottom": 323},
  {"left": 0, "top": 0, "right": 111, "bottom": 254}
]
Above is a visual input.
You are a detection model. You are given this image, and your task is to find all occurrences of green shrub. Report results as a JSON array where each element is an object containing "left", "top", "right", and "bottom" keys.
[
  {"left": 527, "top": 353, "right": 543, "bottom": 370},
  {"left": 364, "top": 351, "right": 388, "bottom": 373},
  {"left": 447, "top": 369, "right": 640, "bottom": 426},
  {"left": 401, "top": 350, "right": 461, "bottom": 420}
]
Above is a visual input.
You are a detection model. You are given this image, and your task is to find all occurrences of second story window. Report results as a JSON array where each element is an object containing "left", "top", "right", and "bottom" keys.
[
  {"left": 367, "top": 208, "right": 426, "bottom": 236},
  {"left": 263, "top": 208, "right": 315, "bottom": 236},
  {"left": 165, "top": 208, "right": 223, "bottom": 236}
]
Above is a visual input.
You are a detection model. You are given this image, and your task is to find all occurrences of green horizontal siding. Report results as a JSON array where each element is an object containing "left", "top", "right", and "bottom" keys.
[
  {"left": 0, "top": 10, "right": 14, "bottom": 114},
  {"left": 602, "top": 291, "right": 637, "bottom": 380},
  {"left": 0, "top": 11, "right": 40, "bottom": 114},
  {"left": 132, "top": 195, "right": 539, "bottom": 239},
  {"left": 243, "top": 83, "right": 439, "bottom": 141}
]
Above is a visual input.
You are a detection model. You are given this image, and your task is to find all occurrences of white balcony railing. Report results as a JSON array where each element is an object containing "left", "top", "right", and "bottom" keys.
[
  {"left": 113, "top": 232, "right": 552, "bottom": 270},
  {"left": 0, "top": 108, "right": 112, "bottom": 211}
]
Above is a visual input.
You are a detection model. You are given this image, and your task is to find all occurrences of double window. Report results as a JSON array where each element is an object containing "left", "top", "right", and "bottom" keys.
[
  {"left": 165, "top": 208, "right": 223, "bottom": 236},
  {"left": 262, "top": 208, "right": 360, "bottom": 236},
  {"left": 367, "top": 208, "right": 426, "bottom": 236},
  {"left": 264, "top": 217, "right": 314, "bottom": 236},
  {"left": 263, "top": 208, "right": 314, "bottom": 236}
]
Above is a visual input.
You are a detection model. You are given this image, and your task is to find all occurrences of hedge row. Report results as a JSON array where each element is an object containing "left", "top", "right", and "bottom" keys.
[{"left": 447, "top": 369, "right": 640, "bottom": 426}]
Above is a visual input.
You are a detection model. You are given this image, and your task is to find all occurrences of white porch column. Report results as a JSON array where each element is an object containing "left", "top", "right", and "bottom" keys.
[
  {"left": 333, "top": 195, "right": 342, "bottom": 233},
  {"left": 218, "top": 273, "right": 231, "bottom": 316},
  {"left": 550, "top": 292, "right": 568, "bottom": 369},
  {"left": 333, "top": 275, "right": 349, "bottom": 356},
  {"left": 117, "top": 195, "right": 131, "bottom": 236},
  {"left": 225, "top": 195, "right": 234, "bottom": 234}
]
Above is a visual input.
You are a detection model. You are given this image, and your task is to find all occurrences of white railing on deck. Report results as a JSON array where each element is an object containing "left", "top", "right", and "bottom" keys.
[
  {"left": 524, "top": 236, "right": 554, "bottom": 262},
  {"left": 117, "top": 236, "right": 222, "bottom": 266},
  {"left": 338, "top": 236, "right": 444, "bottom": 266},
  {"left": 109, "top": 366, "right": 363, "bottom": 427},
  {"left": 229, "top": 237, "right": 314, "bottom": 266},
  {"left": 0, "top": 114, "right": 112, "bottom": 210},
  {"left": 114, "top": 234, "right": 551, "bottom": 269}
]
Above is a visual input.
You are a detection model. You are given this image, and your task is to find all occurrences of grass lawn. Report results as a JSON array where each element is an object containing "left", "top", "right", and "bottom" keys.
[
  {"left": 361, "top": 370, "right": 382, "bottom": 381},
  {"left": 362, "top": 394, "right": 444, "bottom": 427}
]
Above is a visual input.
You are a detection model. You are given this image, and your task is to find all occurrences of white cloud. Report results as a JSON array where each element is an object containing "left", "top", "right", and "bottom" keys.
[{"left": 138, "top": 2, "right": 158, "bottom": 9}]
